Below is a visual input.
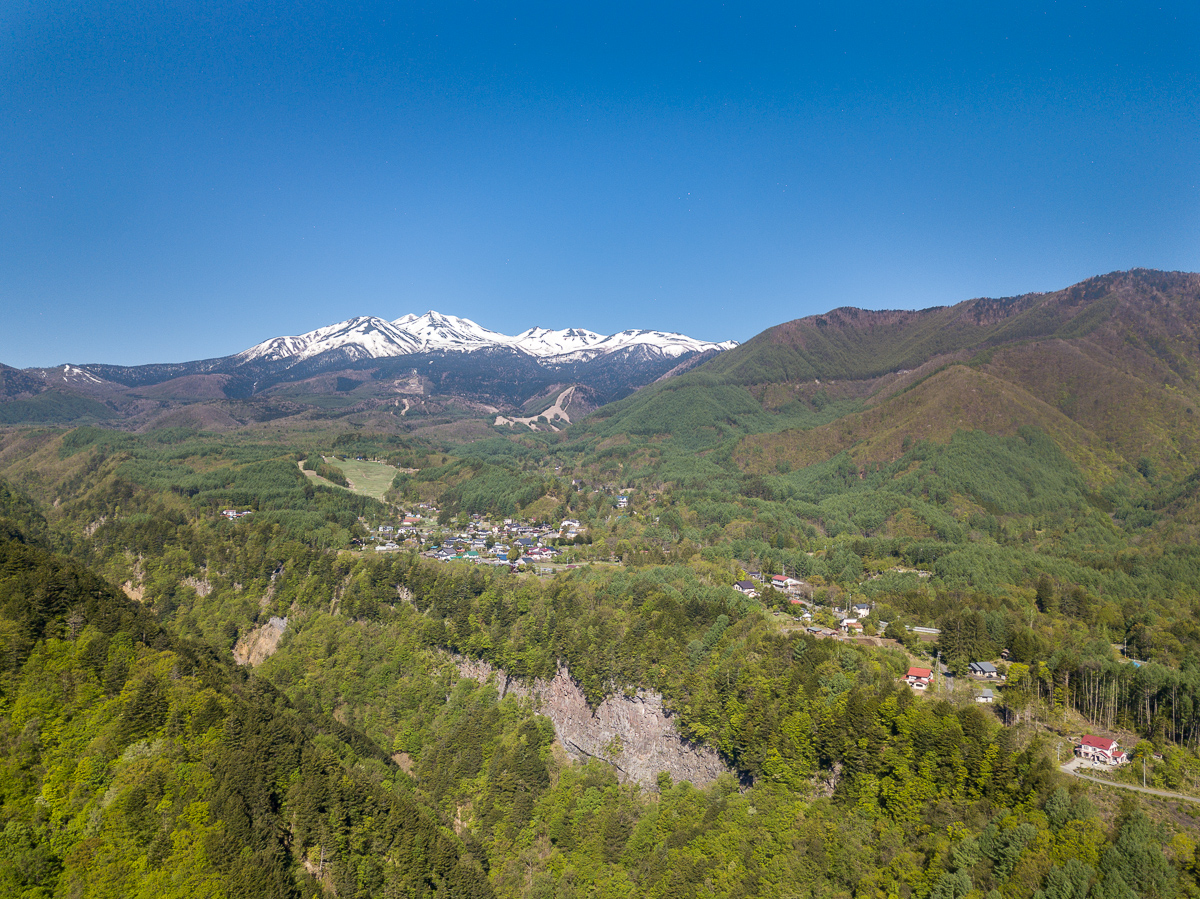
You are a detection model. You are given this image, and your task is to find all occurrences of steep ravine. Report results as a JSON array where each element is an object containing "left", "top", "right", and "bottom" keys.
[{"left": 455, "top": 657, "right": 728, "bottom": 788}]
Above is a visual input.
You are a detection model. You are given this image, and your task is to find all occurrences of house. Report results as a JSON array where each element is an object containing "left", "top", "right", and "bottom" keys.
[
  {"left": 841, "top": 619, "right": 864, "bottom": 635},
  {"left": 852, "top": 603, "right": 871, "bottom": 619},
  {"left": 734, "top": 580, "right": 758, "bottom": 596},
  {"left": 1077, "top": 735, "right": 1126, "bottom": 765},
  {"left": 969, "top": 661, "right": 999, "bottom": 678},
  {"left": 975, "top": 688, "right": 994, "bottom": 704},
  {"left": 905, "top": 667, "right": 933, "bottom": 690},
  {"left": 616, "top": 496, "right": 629, "bottom": 509}
]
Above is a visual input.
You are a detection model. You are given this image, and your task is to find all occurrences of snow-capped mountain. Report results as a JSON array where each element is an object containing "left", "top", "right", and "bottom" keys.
[
  {"left": 573, "top": 329, "right": 739, "bottom": 362},
  {"left": 508, "top": 326, "right": 605, "bottom": 359},
  {"left": 237, "top": 311, "right": 735, "bottom": 367},
  {"left": 29, "top": 310, "right": 738, "bottom": 422},
  {"left": 391, "top": 311, "right": 512, "bottom": 353},
  {"left": 237, "top": 316, "right": 421, "bottom": 364}
]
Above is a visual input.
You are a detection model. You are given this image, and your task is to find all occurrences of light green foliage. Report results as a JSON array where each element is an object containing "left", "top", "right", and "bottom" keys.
[
  {"left": 3, "top": 401, "right": 1200, "bottom": 897},
  {"left": 0, "top": 527, "right": 492, "bottom": 899}
]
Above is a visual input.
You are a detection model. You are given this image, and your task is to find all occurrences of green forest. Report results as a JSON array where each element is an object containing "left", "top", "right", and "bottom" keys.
[{"left": 3, "top": 348, "right": 1200, "bottom": 899}]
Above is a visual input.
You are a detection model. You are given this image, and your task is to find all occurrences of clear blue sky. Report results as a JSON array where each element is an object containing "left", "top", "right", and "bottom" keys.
[{"left": 2, "top": 1, "right": 1197, "bottom": 367}]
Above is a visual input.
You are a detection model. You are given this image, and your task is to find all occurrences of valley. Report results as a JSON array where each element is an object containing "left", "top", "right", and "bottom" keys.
[{"left": 2, "top": 269, "right": 1200, "bottom": 898}]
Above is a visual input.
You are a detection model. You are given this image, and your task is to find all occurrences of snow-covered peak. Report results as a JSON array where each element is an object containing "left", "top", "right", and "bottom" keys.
[
  {"left": 236, "top": 316, "right": 420, "bottom": 364},
  {"left": 511, "top": 326, "right": 605, "bottom": 358},
  {"left": 234, "top": 310, "right": 735, "bottom": 367},
  {"left": 393, "top": 311, "right": 511, "bottom": 352},
  {"left": 60, "top": 364, "right": 103, "bottom": 384},
  {"left": 583, "top": 329, "right": 737, "bottom": 359}
]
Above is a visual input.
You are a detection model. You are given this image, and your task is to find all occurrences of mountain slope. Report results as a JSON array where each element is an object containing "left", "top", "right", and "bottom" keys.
[
  {"left": 571, "top": 269, "right": 1200, "bottom": 483},
  {"left": 0, "top": 517, "right": 492, "bottom": 898}
]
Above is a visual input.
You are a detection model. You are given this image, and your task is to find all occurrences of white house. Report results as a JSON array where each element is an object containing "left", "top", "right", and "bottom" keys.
[
  {"left": 1077, "top": 735, "right": 1126, "bottom": 765},
  {"left": 905, "top": 667, "right": 933, "bottom": 690}
]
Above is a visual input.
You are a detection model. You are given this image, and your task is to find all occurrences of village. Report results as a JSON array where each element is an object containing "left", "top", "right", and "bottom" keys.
[
  {"left": 348, "top": 493, "right": 1144, "bottom": 781},
  {"left": 366, "top": 504, "right": 590, "bottom": 570}
]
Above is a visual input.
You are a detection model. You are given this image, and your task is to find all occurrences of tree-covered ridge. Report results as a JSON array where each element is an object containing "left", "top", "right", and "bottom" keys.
[
  {"left": 0, "top": 528, "right": 493, "bottom": 898},
  {"left": 2, "top": 387, "right": 1200, "bottom": 897},
  {"left": 567, "top": 270, "right": 1200, "bottom": 493},
  {"left": 248, "top": 554, "right": 1193, "bottom": 899},
  {"left": 709, "top": 269, "right": 1198, "bottom": 386}
]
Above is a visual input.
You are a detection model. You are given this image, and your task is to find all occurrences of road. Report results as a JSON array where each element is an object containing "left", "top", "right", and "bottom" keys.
[{"left": 1060, "top": 757, "right": 1200, "bottom": 805}]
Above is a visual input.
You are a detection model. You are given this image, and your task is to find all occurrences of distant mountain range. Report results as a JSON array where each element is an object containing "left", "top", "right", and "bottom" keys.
[
  {"left": 0, "top": 312, "right": 737, "bottom": 431},
  {"left": 237, "top": 311, "right": 735, "bottom": 366},
  {"left": 8, "top": 271, "right": 1200, "bottom": 463}
]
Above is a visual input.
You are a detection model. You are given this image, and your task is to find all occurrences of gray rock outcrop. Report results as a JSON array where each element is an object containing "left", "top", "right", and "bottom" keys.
[
  {"left": 455, "top": 657, "right": 727, "bottom": 789},
  {"left": 233, "top": 616, "right": 288, "bottom": 666}
]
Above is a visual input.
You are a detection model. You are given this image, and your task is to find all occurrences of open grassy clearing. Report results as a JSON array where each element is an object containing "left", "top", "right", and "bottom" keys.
[{"left": 326, "top": 456, "right": 400, "bottom": 501}]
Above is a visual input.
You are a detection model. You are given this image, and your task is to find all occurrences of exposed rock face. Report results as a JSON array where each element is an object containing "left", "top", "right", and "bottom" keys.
[
  {"left": 455, "top": 658, "right": 727, "bottom": 789},
  {"left": 233, "top": 616, "right": 288, "bottom": 666},
  {"left": 181, "top": 576, "right": 212, "bottom": 597}
]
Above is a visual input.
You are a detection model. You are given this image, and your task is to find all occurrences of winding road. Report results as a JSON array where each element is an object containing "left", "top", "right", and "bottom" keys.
[{"left": 1060, "top": 757, "right": 1200, "bottom": 805}]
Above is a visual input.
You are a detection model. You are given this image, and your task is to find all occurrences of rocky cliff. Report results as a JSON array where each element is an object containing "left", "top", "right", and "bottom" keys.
[
  {"left": 233, "top": 616, "right": 288, "bottom": 666},
  {"left": 456, "top": 657, "right": 727, "bottom": 789}
]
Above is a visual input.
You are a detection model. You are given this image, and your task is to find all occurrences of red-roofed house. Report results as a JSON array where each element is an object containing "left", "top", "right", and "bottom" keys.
[
  {"left": 1077, "top": 735, "right": 1126, "bottom": 765},
  {"left": 905, "top": 666, "right": 933, "bottom": 690}
]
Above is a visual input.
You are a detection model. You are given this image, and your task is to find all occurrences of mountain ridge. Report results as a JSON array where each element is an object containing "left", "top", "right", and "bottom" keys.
[
  {"left": 235, "top": 310, "right": 736, "bottom": 367},
  {"left": 570, "top": 268, "right": 1200, "bottom": 485},
  {"left": 0, "top": 311, "right": 738, "bottom": 431}
]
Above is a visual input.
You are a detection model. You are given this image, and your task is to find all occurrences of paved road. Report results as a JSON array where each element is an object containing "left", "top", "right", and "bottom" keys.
[{"left": 1060, "top": 759, "right": 1200, "bottom": 805}]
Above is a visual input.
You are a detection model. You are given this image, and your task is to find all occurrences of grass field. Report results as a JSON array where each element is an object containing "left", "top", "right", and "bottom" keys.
[
  {"left": 327, "top": 457, "right": 399, "bottom": 502},
  {"left": 298, "top": 457, "right": 399, "bottom": 502}
]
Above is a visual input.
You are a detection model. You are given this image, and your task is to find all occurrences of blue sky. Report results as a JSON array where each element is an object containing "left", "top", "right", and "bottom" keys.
[{"left": 2, "top": 1, "right": 1197, "bottom": 367}]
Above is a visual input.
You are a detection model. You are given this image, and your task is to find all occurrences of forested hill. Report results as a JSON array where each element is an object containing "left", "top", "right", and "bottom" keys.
[
  {"left": 0, "top": 522, "right": 493, "bottom": 898},
  {"left": 576, "top": 269, "right": 1200, "bottom": 482},
  {"left": 4, "top": 271, "right": 1200, "bottom": 896},
  {"left": 711, "top": 269, "right": 1198, "bottom": 386},
  {"left": 0, "top": 474, "right": 1188, "bottom": 899}
]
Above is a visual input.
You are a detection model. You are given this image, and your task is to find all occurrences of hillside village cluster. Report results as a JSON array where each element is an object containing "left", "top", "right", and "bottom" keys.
[
  {"left": 368, "top": 504, "right": 591, "bottom": 569},
  {"left": 273, "top": 480, "right": 1130, "bottom": 772},
  {"left": 360, "top": 506, "right": 1116, "bottom": 733}
]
